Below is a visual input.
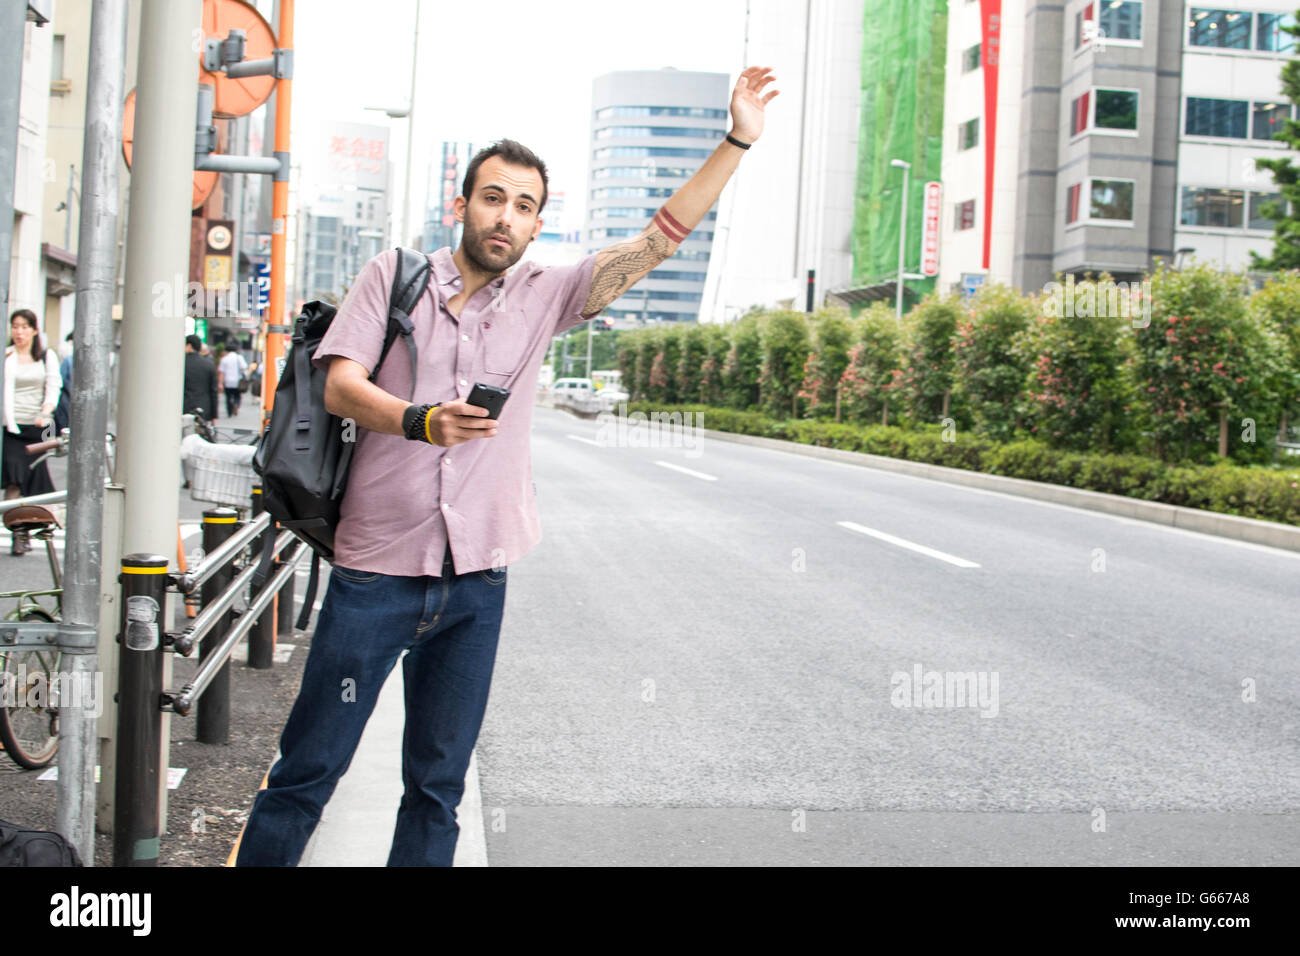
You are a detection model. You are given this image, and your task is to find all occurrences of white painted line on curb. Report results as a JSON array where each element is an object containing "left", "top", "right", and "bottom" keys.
[
  {"left": 654, "top": 460, "right": 717, "bottom": 482},
  {"left": 838, "top": 520, "right": 981, "bottom": 568},
  {"left": 567, "top": 434, "right": 602, "bottom": 446}
]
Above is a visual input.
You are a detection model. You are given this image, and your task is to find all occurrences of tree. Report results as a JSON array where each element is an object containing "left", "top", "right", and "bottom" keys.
[
  {"left": 757, "top": 310, "right": 812, "bottom": 418},
  {"left": 1251, "top": 8, "right": 1300, "bottom": 269},
  {"left": 1247, "top": 271, "right": 1300, "bottom": 445},
  {"left": 953, "top": 283, "right": 1035, "bottom": 442},
  {"left": 900, "top": 294, "right": 962, "bottom": 425},
  {"left": 1132, "top": 262, "right": 1273, "bottom": 461},
  {"left": 838, "top": 303, "right": 903, "bottom": 425},
  {"left": 796, "top": 306, "right": 854, "bottom": 418},
  {"left": 721, "top": 314, "right": 763, "bottom": 409},
  {"left": 1019, "top": 276, "right": 1137, "bottom": 453}
]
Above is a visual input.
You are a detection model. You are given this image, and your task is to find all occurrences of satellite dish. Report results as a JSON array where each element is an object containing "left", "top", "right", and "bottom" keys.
[
  {"left": 199, "top": 0, "right": 277, "bottom": 119},
  {"left": 122, "top": 88, "right": 219, "bottom": 210}
]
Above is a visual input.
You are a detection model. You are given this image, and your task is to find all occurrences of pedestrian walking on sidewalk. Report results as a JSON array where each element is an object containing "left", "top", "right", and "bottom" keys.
[
  {"left": 3, "top": 309, "right": 63, "bottom": 555},
  {"left": 182, "top": 334, "right": 219, "bottom": 424},
  {"left": 219, "top": 346, "right": 249, "bottom": 417},
  {"left": 236, "top": 67, "right": 780, "bottom": 867}
]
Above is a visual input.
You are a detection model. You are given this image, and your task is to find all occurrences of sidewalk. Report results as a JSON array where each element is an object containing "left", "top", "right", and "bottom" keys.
[{"left": 294, "top": 661, "right": 488, "bottom": 867}]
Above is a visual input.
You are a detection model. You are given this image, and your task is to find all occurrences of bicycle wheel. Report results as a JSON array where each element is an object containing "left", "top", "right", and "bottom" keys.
[{"left": 0, "top": 608, "right": 61, "bottom": 770}]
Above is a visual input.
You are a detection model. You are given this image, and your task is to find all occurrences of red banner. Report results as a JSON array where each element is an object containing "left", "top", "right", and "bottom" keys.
[
  {"left": 979, "top": 0, "right": 1001, "bottom": 271},
  {"left": 921, "top": 181, "right": 942, "bottom": 276}
]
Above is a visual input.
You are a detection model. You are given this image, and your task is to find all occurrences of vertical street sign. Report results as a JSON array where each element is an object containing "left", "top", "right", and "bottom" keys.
[{"left": 921, "top": 181, "right": 942, "bottom": 278}]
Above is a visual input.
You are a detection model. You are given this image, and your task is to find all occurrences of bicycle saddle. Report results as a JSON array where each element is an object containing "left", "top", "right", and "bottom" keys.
[{"left": 3, "top": 505, "right": 61, "bottom": 531}]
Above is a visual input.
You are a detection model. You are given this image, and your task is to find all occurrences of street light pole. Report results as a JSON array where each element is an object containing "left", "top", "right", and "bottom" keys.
[
  {"left": 891, "top": 158, "right": 910, "bottom": 321},
  {"left": 402, "top": 0, "right": 420, "bottom": 246}
]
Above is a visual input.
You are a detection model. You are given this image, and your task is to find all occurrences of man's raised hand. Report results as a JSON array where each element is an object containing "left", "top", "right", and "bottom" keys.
[{"left": 730, "top": 66, "right": 779, "bottom": 144}]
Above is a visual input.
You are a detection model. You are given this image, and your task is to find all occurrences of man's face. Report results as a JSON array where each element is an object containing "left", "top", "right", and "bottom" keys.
[{"left": 455, "top": 156, "right": 544, "bottom": 275}]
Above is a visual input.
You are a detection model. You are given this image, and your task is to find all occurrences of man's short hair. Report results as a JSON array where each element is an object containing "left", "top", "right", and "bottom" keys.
[
  {"left": 462, "top": 139, "right": 549, "bottom": 213},
  {"left": 185, "top": 334, "right": 203, "bottom": 351}
]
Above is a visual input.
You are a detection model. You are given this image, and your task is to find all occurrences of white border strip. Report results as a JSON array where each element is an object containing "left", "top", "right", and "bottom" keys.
[{"left": 838, "top": 520, "right": 981, "bottom": 568}]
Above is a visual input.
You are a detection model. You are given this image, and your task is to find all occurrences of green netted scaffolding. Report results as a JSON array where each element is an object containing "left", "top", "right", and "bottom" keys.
[{"left": 852, "top": 0, "right": 948, "bottom": 304}]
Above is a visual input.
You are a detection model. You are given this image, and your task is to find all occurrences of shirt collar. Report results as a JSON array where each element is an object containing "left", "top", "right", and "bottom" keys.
[{"left": 430, "top": 246, "right": 510, "bottom": 293}]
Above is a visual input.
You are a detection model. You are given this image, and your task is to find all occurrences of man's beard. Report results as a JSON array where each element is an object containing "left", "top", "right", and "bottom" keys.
[{"left": 461, "top": 220, "right": 526, "bottom": 275}]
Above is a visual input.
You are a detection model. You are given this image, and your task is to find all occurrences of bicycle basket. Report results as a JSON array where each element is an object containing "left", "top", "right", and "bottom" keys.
[{"left": 188, "top": 440, "right": 257, "bottom": 509}]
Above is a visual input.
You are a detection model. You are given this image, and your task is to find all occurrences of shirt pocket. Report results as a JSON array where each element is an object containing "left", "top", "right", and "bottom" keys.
[{"left": 481, "top": 312, "right": 531, "bottom": 377}]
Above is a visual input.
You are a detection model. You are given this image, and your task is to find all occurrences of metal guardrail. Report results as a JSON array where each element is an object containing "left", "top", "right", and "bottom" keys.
[
  {"left": 167, "top": 535, "right": 304, "bottom": 716},
  {"left": 112, "top": 498, "right": 305, "bottom": 866}
]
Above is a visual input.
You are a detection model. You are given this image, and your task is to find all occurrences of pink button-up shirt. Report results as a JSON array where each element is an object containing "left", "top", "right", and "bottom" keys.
[{"left": 313, "top": 246, "right": 598, "bottom": 576}]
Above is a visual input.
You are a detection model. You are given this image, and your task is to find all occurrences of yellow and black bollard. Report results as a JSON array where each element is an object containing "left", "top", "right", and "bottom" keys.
[{"left": 113, "top": 553, "right": 168, "bottom": 867}]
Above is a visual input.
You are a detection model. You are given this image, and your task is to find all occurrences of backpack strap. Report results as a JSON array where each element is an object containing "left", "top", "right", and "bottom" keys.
[
  {"left": 295, "top": 551, "right": 321, "bottom": 631},
  {"left": 373, "top": 247, "right": 431, "bottom": 401},
  {"left": 291, "top": 320, "right": 313, "bottom": 450}
]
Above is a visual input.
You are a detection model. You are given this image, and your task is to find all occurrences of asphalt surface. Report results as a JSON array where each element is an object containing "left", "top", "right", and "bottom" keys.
[{"left": 476, "top": 405, "right": 1300, "bottom": 865}]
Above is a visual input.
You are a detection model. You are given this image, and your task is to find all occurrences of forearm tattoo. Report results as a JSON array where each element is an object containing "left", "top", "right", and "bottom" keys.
[{"left": 582, "top": 216, "right": 681, "bottom": 317}]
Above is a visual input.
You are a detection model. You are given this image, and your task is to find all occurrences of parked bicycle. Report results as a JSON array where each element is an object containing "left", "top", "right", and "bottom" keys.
[{"left": 0, "top": 502, "right": 64, "bottom": 769}]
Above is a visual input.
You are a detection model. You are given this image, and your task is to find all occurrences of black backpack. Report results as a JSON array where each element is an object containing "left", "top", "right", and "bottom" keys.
[
  {"left": 252, "top": 247, "right": 430, "bottom": 627},
  {"left": 0, "top": 818, "right": 84, "bottom": 866}
]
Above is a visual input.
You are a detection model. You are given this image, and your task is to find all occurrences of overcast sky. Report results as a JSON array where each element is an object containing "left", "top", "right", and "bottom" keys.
[{"left": 271, "top": 0, "right": 750, "bottom": 230}]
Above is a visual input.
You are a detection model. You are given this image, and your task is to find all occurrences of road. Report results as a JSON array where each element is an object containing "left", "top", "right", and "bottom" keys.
[{"left": 476, "top": 405, "right": 1300, "bottom": 865}]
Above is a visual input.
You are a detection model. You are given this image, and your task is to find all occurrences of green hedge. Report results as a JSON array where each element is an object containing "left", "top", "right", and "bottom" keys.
[{"left": 622, "top": 402, "right": 1300, "bottom": 526}]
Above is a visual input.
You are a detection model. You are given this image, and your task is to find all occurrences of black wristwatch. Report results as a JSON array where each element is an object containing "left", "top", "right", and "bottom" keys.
[{"left": 402, "top": 403, "right": 442, "bottom": 443}]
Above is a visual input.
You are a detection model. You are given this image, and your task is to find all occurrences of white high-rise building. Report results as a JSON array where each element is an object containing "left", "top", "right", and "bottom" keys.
[{"left": 584, "top": 69, "right": 730, "bottom": 325}]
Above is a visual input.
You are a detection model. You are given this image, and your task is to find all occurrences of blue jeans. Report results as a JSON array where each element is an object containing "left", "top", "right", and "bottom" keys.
[{"left": 235, "top": 543, "right": 507, "bottom": 867}]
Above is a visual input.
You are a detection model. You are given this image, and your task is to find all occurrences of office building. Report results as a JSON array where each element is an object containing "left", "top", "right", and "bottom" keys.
[
  {"left": 584, "top": 69, "right": 730, "bottom": 324},
  {"left": 938, "top": 0, "right": 1297, "bottom": 296}
]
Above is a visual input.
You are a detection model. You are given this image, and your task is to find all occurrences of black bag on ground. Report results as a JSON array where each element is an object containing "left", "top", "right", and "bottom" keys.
[
  {"left": 0, "top": 818, "right": 84, "bottom": 866},
  {"left": 252, "top": 247, "right": 430, "bottom": 627}
]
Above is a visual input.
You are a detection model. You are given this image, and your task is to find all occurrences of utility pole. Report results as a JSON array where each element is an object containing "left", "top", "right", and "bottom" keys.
[
  {"left": 585, "top": 315, "right": 594, "bottom": 377},
  {"left": 261, "top": 0, "right": 294, "bottom": 422},
  {"left": 0, "top": 0, "right": 31, "bottom": 408},
  {"left": 58, "top": 0, "right": 130, "bottom": 866},
  {"left": 115, "top": 0, "right": 202, "bottom": 861},
  {"left": 890, "top": 158, "right": 911, "bottom": 321},
  {"left": 401, "top": 0, "right": 420, "bottom": 247}
]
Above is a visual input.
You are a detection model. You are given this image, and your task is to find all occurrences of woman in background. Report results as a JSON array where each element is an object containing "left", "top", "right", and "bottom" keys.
[{"left": 3, "top": 309, "right": 62, "bottom": 555}]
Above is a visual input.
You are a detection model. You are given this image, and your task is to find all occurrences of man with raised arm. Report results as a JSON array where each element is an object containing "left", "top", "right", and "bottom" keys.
[{"left": 237, "top": 66, "right": 779, "bottom": 867}]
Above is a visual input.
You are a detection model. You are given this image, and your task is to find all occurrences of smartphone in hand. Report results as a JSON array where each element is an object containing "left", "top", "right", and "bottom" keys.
[{"left": 466, "top": 382, "right": 511, "bottom": 420}]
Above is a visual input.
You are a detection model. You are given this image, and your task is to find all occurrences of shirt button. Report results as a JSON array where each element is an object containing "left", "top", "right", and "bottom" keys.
[
  {"left": 462, "top": 334, "right": 469, "bottom": 341},
  {"left": 459, "top": 379, "right": 467, "bottom": 386},
  {"left": 444, "top": 458, "right": 451, "bottom": 466}
]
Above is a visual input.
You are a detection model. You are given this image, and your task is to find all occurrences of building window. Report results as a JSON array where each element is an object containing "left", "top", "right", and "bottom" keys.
[
  {"left": 594, "top": 126, "right": 725, "bottom": 140},
  {"left": 1252, "top": 101, "right": 1291, "bottom": 140},
  {"left": 1075, "top": 2, "right": 1096, "bottom": 49},
  {"left": 1071, "top": 92, "right": 1091, "bottom": 135},
  {"left": 593, "top": 166, "right": 698, "bottom": 180},
  {"left": 962, "top": 43, "right": 981, "bottom": 72},
  {"left": 1095, "top": 89, "right": 1139, "bottom": 130},
  {"left": 1067, "top": 183, "right": 1082, "bottom": 224},
  {"left": 592, "top": 186, "right": 675, "bottom": 199},
  {"left": 316, "top": 234, "right": 336, "bottom": 252},
  {"left": 954, "top": 199, "right": 976, "bottom": 231},
  {"left": 1257, "top": 12, "right": 1297, "bottom": 51},
  {"left": 1091, "top": 179, "right": 1135, "bottom": 221},
  {"left": 594, "top": 146, "right": 712, "bottom": 160},
  {"left": 1249, "top": 191, "right": 1284, "bottom": 229},
  {"left": 1100, "top": 1, "right": 1143, "bottom": 41},
  {"left": 1185, "top": 97, "right": 1249, "bottom": 138},
  {"left": 1181, "top": 186, "right": 1245, "bottom": 227},
  {"left": 1188, "top": 9, "right": 1253, "bottom": 49},
  {"left": 958, "top": 118, "right": 979, "bottom": 151},
  {"left": 594, "top": 106, "right": 729, "bottom": 120}
]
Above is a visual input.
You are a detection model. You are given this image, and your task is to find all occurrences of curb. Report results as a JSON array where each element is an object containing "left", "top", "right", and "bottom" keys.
[{"left": 690, "top": 426, "right": 1300, "bottom": 553}]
